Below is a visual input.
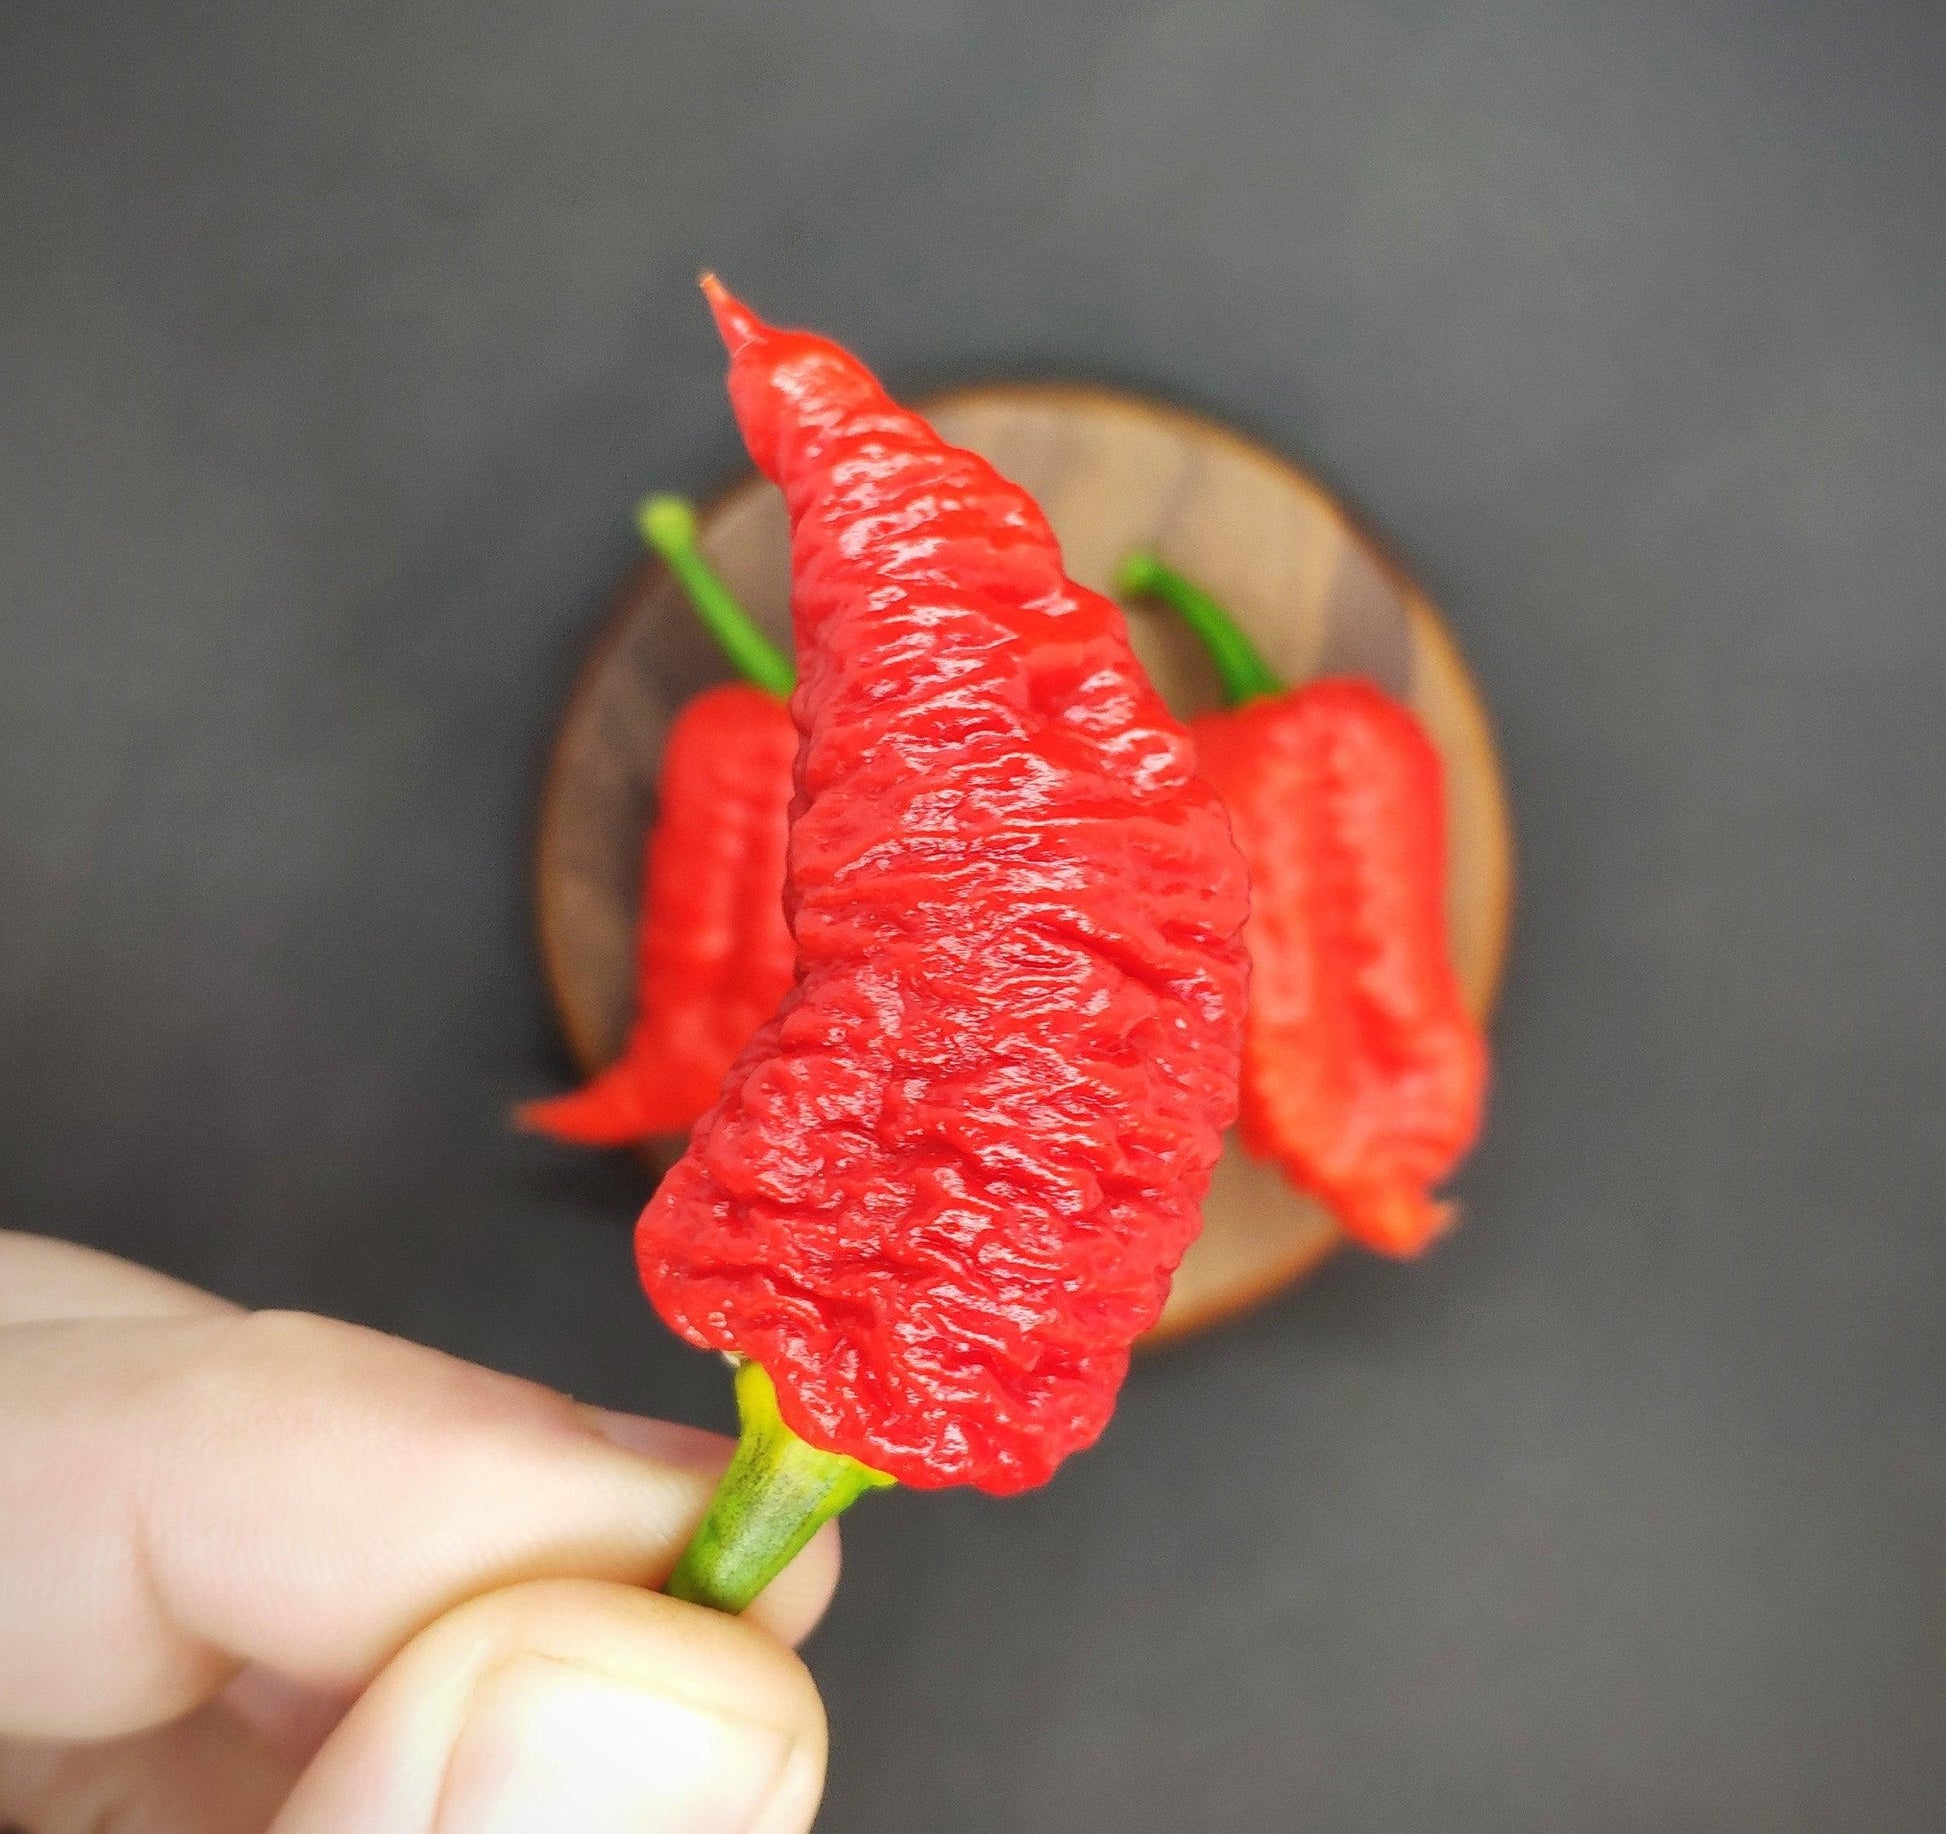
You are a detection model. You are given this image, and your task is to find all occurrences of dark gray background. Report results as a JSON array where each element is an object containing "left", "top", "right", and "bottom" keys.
[{"left": 4, "top": 0, "right": 1943, "bottom": 1826}]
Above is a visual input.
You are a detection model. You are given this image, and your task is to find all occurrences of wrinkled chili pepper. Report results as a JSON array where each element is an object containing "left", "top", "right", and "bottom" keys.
[
  {"left": 651, "top": 279, "right": 1250, "bottom": 1607},
  {"left": 1119, "top": 552, "right": 1488, "bottom": 1258},
  {"left": 518, "top": 498, "right": 798, "bottom": 1147}
]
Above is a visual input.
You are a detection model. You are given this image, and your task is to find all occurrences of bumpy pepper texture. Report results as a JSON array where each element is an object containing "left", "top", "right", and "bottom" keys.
[
  {"left": 636, "top": 282, "right": 1251, "bottom": 1494},
  {"left": 1194, "top": 679, "right": 1486, "bottom": 1256},
  {"left": 521, "top": 681, "right": 797, "bottom": 1145}
]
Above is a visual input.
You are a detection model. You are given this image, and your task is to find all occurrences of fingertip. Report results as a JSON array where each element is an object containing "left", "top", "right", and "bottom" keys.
[{"left": 273, "top": 1579, "right": 828, "bottom": 1834}]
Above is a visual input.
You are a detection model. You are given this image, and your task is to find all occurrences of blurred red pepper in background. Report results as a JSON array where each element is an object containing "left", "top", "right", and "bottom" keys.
[
  {"left": 518, "top": 499, "right": 797, "bottom": 1147},
  {"left": 1121, "top": 553, "right": 1488, "bottom": 1258}
]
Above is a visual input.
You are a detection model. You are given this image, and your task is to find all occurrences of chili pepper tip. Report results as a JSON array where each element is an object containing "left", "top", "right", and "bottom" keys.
[
  {"left": 511, "top": 1079, "right": 649, "bottom": 1148},
  {"left": 698, "top": 271, "right": 763, "bottom": 353}
]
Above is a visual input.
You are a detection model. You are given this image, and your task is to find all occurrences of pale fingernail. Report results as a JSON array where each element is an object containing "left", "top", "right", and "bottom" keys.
[
  {"left": 582, "top": 1405, "right": 734, "bottom": 1473},
  {"left": 438, "top": 1654, "right": 805, "bottom": 1834},
  {"left": 220, "top": 1661, "right": 351, "bottom": 1765}
]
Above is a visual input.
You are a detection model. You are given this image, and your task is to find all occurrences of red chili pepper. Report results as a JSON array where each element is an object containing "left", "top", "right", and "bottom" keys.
[
  {"left": 644, "top": 279, "right": 1250, "bottom": 1547},
  {"left": 519, "top": 499, "right": 798, "bottom": 1147},
  {"left": 1120, "top": 553, "right": 1488, "bottom": 1258}
]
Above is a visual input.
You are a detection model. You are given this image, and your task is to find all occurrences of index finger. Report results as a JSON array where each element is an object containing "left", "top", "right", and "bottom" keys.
[
  {"left": 0, "top": 1230, "right": 234, "bottom": 1324},
  {"left": 0, "top": 1248, "right": 839, "bottom": 1742}
]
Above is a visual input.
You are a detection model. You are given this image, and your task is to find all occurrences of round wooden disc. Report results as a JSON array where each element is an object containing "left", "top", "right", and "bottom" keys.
[{"left": 533, "top": 384, "right": 1513, "bottom": 1345}]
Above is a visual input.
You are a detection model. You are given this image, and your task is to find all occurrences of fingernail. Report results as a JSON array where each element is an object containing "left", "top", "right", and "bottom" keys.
[
  {"left": 582, "top": 1405, "right": 735, "bottom": 1473},
  {"left": 220, "top": 1662, "right": 351, "bottom": 1765},
  {"left": 438, "top": 1653, "right": 797, "bottom": 1834}
]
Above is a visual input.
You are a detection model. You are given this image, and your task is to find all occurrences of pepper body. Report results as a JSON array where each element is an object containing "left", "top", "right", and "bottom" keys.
[
  {"left": 521, "top": 681, "right": 797, "bottom": 1145},
  {"left": 1193, "top": 678, "right": 1487, "bottom": 1257},
  {"left": 636, "top": 283, "right": 1251, "bottom": 1494}
]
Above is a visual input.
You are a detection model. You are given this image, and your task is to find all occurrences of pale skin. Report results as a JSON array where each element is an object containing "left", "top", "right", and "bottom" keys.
[{"left": 0, "top": 1231, "right": 840, "bottom": 1833}]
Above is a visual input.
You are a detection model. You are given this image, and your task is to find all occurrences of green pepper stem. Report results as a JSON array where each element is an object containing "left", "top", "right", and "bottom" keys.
[
  {"left": 637, "top": 495, "right": 797, "bottom": 698},
  {"left": 1116, "top": 551, "right": 1284, "bottom": 706},
  {"left": 665, "top": 1360, "right": 893, "bottom": 1614}
]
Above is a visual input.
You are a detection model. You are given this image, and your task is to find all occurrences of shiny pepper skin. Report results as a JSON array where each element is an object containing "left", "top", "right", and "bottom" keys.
[
  {"left": 635, "top": 282, "right": 1251, "bottom": 1494},
  {"left": 1193, "top": 679, "right": 1488, "bottom": 1257},
  {"left": 520, "top": 682, "right": 797, "bottom": 1145}
]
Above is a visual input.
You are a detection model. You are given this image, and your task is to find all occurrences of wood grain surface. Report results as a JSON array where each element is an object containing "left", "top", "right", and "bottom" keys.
[{"left": 533, "top": 383, "right": 1513, "bottom": 1342}]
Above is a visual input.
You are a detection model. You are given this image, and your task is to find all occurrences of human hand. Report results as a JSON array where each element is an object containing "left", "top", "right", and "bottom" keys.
[{"left": 0, "top": 1230, "right": 836, "bottom": 1833}]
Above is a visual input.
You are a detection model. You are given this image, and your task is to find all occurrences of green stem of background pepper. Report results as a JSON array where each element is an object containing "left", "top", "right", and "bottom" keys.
[
  {"left": 635, "top": 497, "right": 892, "bottom": 1611},
  {"left": 1116, "top": 551, "right": 1283, "bottom": 707},
  {"left": 666, "top": 1360, "right": 894, "bottom": 1614},
  {"left": 637, "top": 494, "right": 797, "bottom": 697}
]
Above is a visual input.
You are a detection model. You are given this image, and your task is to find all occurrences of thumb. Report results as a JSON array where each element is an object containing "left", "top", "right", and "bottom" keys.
[{"left": 271, "top": 1579, "right": 826, "bottom": 1834}]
